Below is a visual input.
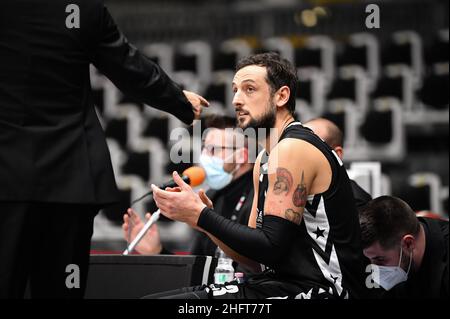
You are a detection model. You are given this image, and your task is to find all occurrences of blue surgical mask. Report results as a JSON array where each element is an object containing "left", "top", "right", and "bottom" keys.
[
  {"left": 199, "top": 154, "right": 238, "bottom": 190},
  {"left": 373, "top": 246, "right": 412, "bottom": 291}
]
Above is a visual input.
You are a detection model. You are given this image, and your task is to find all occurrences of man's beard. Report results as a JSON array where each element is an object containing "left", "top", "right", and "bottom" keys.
[{"left": 239, "top": 103, "right": 276, "bottom": 136}]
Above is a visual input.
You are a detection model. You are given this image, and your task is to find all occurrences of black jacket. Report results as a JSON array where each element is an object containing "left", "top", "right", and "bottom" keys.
[
  {"left": 384, "top": 217, "right": 449, "bottom": 298},
  {"left": 0, "top": 0, "right": 193, "bottom": 205},
  {"left": 350, "top": 180, "right": 372, "bottom": 209}
]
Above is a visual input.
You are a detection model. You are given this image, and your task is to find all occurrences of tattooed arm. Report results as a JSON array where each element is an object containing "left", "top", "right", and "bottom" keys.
[
  {"left": 264, "top": 138, "right": 330, "bottom": 225},
  {"left": 194, "top": 140, "right": 332, "bottom": 266}
]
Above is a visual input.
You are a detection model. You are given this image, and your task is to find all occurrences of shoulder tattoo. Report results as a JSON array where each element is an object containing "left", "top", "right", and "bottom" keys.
[
  {"left": 293, "top": 171, "right": 307, "bottom": 208},
  {"left": 273, "top": 167, "right": 293, "bottom": 196}
]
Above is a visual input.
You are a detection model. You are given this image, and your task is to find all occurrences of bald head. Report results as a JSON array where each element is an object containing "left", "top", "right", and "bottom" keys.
[
  {"left": 304, "top": 118, "right": 344, "bottom": 149},
  {"left": 304, "top": 118, "right": 344, "bottom": 159}
]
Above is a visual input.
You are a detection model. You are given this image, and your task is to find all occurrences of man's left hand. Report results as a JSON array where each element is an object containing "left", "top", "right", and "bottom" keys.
[{"left": 151, "top": 171, "right": 207, "bottom": 227}]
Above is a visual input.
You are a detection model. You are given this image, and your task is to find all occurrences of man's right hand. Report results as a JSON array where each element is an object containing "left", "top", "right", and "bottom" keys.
[
  {"left": 183, "top": 90, "right": 209, "bottom": 120},
  {"left": 122, "top": 208, "right": 162, "bottom": 255}
]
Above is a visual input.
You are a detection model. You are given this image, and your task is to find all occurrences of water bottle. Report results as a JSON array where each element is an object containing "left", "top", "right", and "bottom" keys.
[{"left": 214, "top": 247, "right": 235, "bottom": 284}]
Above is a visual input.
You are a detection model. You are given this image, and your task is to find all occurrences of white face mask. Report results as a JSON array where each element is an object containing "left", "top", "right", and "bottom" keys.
[
  {"left": 373, "top": 246, "right": 412, "bottom": 291},
  {"left": 199, "top": 153, "right": 240, "bottom": 190}
]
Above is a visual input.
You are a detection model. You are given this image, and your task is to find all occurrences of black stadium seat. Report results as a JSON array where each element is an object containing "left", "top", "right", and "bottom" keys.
[
  {"left": 105, "top": 119, "right": 128, "bottom": 149},
  {"left": 371, "top": 76, "right": 403, "bottom": 101},
  {"left": 360, "top": 108, "right": 393, "bottom": 144},
  {"left": 174, "top": 52, "right": 197, "bottom": 72},
  {"left": 425, "top": 33, "right": 449, "bottom": 66},
  {"left": 420, "top": 73, "right": 449, "bottom": 110},
  {"left": 254, "top": 47, "right": 281, "bottom": 56},
  {"left": 142, "top": 117, "right": 170, "bottom": 145},
  {"left": 401, "top": 184, "right": 432, "bottom": 212},
  {"left": 295, "top": 47, "right": 322, "bottom": 69},
  {"left": 122, "top": 151, "right": 151, "bottom": 182},
  {"left": 296, "top": 79, "right": 312, "bottom": 104},
  {"left": 382, "top": 42, "right": 413, "bottom": 67},
  {"left": 327, "top": 78, "right": 357, "bottom": 101},
  {"left": 337, "top": 44, "right": 367, "bottom": 69},
  {"left": 213, "top": 50, "right": 238, "bottom": 71},
  {"left": 204, "top": 83, "right": 227, "bottom": 105}
]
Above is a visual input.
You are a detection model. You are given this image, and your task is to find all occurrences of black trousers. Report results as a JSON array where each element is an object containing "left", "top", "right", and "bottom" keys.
[
  {"left": 0, "top": 202, "right": 98, "bottom": 299},
  {"left": 142, "top": 273, "right": 312, "bottom": 299}
]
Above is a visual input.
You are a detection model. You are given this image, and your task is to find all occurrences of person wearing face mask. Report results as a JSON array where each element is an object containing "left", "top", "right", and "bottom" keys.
[
  {"left": 122, "top": 115, "right": 255, "bottom": 271},
  {"left": 360, "top": 196, "right": 448, "bottom": 298}
]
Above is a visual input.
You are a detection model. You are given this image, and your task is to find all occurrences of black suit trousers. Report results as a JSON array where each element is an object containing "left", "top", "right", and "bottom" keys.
[{"left": 0, "top": 202, "right": 98, "bottom": 299}]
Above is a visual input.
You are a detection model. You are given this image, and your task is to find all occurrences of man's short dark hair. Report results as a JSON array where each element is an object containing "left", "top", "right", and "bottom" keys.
[
  {"left": 204, "top": 114, "right": 237, "bottom": 130},
  {"left": 359, "top": 196, "right": 420, "bottom": 249},
  {"left": 236, "top": 52, "right": 298, "bottom": 116}
]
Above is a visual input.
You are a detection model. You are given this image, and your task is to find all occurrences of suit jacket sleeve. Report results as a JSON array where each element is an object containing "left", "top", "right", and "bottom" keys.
[{"left": 90, "top": 5, "right": 194, "bottom": 125}]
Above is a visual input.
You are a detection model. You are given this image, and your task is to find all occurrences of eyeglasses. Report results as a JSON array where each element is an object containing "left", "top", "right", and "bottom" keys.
[{"left": 201, "top": 144, "right": 239, "bottom": 156}]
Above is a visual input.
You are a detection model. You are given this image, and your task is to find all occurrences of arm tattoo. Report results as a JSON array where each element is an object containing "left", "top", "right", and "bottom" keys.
[
  {"left": 285, "top": 209, "right": 302, "bottom": 225},
  {"left": 273, "top": 167, "right": 293, "bottom": 196},
  {"left": 293, "top": 171, "right": 307, "bottom": 208}
]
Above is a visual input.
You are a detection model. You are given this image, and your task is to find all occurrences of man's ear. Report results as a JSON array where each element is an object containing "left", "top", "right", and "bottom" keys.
[
  {"left": 275, "top": 86, "right": 291, "bottom": 108},
  {"left": 334, "top": 146, "right": 344, "bottom": 160},
  {"left": 402, "top": 234, "right": 416, "bottom": 252}
]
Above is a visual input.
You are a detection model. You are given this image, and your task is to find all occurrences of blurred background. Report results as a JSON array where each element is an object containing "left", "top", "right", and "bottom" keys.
[{"left": 90, "top": 0, "right": 449, "bottom": 253}]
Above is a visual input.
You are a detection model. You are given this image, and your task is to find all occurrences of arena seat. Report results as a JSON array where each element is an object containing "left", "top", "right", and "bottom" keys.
[
  {"left": 327, "top": 99, "right": 360, "bottom": 150},
  {"left": 105, "top": 118, "right": 128, "bottom": 149},
  {"left": 337, "top": 32, "right": 380, "bottom": 83},
  {"left": 419, "top": 72, "right": 449, "bottom": 110},
  {"left": 142, "top": 117, "right": 170, "bottom": 145},
  {"left": 350, "top": 98, "right": 405, "bottom": 162},
  {"left": 262, "top": 37, "right": 295, "bottom": 63},
  {"left": 327, "top": 67, "right": 370, "bottom": 115},
  {"left": 296, "top": 35, "right": 335, "bottom": 82},
  {"left": 425, "top": 29, "right": 449, "bottom": 68},
  {"left": 216, "top": 38, "right": 253, "bottom": 70},
  {"left": 122, "top": 151, "right": 152, "bottom": 182},
  {"left": 213, "top": 50, "right": 239, "bottom": 72},
  {"left": 405, "top": 173, "right": 446, "bottom": 216},
  {"left": 382, "top": 30, "right": 424, "bottom": 84},
  {"left": 347, "top": 162, "right": 382, "bottom": 199},
  {"left": 174, "top": 41, "right": 213, "bottom": 84},
  {"left": 296, "top": 70, "right": 327, "bottom": 117}
]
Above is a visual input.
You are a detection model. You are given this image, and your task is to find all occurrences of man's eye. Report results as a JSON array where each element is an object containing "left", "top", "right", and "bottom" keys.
[{"left": 246, "top": 87, "right": 255, "bottom": 93}]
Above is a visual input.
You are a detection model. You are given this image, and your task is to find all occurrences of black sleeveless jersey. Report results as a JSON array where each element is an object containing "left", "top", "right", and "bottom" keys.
[{"left": 256, "top": 122, "right": 368, "bottom": 299}]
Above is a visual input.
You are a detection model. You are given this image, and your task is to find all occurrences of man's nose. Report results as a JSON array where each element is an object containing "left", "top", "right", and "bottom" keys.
[{"left": 232, "top": 91, "right": 243, "bottom": 109}]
